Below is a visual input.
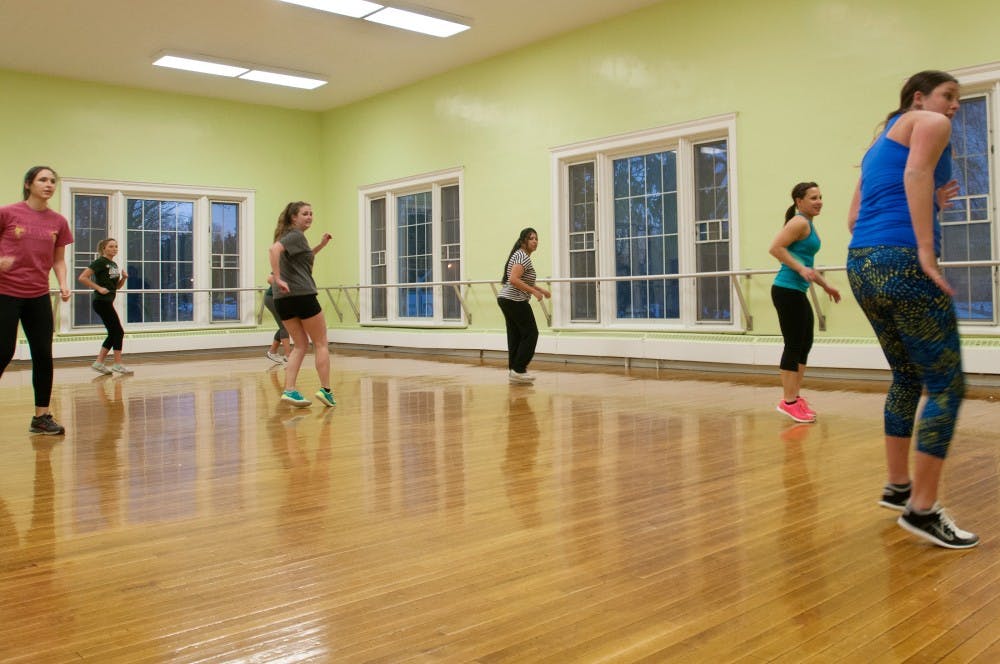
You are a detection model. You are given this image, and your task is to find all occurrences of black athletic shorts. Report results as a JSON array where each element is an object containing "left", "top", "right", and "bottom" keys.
[{"left": 274, "top": 294, "right": 322, "bottom": 321}]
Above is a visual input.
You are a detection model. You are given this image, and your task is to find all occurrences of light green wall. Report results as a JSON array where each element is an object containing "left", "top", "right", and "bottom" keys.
[
  {"left": 0, "top": 69, "right": 323, "bottom": 289},
  {"left": 3, "top": 0, "right": 999, "bottom": 342},
  {"left": 319, "top": 0, "right": 1000, "bottom": 337}
]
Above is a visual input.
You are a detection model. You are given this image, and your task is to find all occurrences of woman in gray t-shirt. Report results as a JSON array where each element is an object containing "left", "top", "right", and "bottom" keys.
[{"left": 268, "top": 201, "right": 333, "bottom": 408}]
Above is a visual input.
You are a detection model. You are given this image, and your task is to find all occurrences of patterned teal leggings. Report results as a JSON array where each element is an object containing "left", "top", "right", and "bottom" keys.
[{"left": 847, "top": 246, "right": 964, "bottom": 459}]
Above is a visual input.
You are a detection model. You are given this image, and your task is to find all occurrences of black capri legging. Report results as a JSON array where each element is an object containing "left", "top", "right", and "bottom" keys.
[
  {"left": 0, "top": 294, "right": 56, "bottom": 408},
  {"left": 771, "top": 284, "right": 814, "bottom": 372},
  {"left": 263, "top": 292, "right": 289, "bottom": 342},
  {"left": 93, "top": 299, "right": 125, "bottom": 351}
]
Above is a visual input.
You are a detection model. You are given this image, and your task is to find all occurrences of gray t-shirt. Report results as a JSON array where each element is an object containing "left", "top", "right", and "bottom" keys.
[{"left": 274, "top": 229, "right": 316, "bottom": 298}]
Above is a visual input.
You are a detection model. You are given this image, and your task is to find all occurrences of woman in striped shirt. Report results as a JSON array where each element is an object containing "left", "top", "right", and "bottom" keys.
[{"left": 497, "top": 227, "right": 550, "bottom": 383}]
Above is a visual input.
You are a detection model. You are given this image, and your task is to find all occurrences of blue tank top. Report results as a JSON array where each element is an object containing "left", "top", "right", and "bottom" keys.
[
  {"left": 849, "top": 114, "right": 952, "bottom": 254},
  {"left": 774, "top": 218, "right": 820, "bottom": 292}
]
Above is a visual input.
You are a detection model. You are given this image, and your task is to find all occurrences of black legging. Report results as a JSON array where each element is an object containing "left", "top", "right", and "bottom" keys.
[
  {"left": 0, "top": 294, "right": 55, "bottom": 408},
  {"left": 497, "top": 297, "right": 538, "bottom": 373},
  {"left": 263, "top": 292, "right": 289, "bottom": 342},
  {"left": 771, "top": 284, "right": 814, "bottom": 372},
  {"left": 93, "top": 299, "right": 125, "bottom": 351}
]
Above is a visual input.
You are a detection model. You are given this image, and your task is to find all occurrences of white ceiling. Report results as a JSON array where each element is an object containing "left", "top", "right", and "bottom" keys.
[{"left": 0, "top": 0, "right": 664, "bottom": 112}]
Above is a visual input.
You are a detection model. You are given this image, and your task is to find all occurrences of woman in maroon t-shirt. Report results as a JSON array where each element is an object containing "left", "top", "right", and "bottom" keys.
[{"left": 0, "top": 166, "right": 74, "bottom": 436}]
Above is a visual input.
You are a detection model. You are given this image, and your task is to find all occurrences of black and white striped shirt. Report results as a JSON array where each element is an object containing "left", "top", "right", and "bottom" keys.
[{"left": 498, "top": 249, "right": 535, "bottom": 302}]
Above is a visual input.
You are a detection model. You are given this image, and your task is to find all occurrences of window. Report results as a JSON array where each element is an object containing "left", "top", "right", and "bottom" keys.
[
  {"left": 943, "top": 89, "right": 994, "bottom": 323},
  {"left": 359, "top": 169, "right": 464, "bottom": 326},
  {"left": 552, "top": 115, "right": 738, "bottom": 330},
  {"left": 61, "top": 179, "right": 255, "bottom": 331}
]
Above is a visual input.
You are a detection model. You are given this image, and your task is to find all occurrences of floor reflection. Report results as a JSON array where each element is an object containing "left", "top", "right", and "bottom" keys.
[{"left": 0, "top": 352, "right": 997, "bottom": 661}]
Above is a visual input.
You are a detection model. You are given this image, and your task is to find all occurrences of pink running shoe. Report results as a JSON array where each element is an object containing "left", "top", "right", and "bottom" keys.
[
  {"left": 776, "top": 398, "right": 815, "bottom": 423},
  {"left": 797, "top": 396, "right": 816, "bottom": 419}
]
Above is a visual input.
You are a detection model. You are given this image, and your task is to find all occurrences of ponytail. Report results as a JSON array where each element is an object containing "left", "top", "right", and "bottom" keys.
[
  {"left": 880, "top": 70, "right": 958, "bottom": 129},
  {"left": 273, "top": 201, "right": 309, "bottom": 241},
  {"left": 500, "top": 227, "right": 537, "bottom": 283},
  {"left": 96, "top": 238, "right": 117, "bottom": 258},
  {"left": 784, "top": 182, "right": 818, "bottom": 225}
]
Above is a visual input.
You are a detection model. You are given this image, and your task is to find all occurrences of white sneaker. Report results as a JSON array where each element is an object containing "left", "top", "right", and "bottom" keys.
[
  {"left": 266, "top": 351, "right": 284, "bottom": 365},
  {"left": 91, "top": 361, "right": 112, "bottom": 375},
  {"left": 110, "top": 363, "right": 133, "bottom": 374},
  {"left": 509, "top": 370, "right": 534, "bottom": 384}
]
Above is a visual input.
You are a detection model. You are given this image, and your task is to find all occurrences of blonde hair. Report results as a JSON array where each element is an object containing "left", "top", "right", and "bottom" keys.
[{"left": 97, "top": 238, "right": 118, "bottom": 257}]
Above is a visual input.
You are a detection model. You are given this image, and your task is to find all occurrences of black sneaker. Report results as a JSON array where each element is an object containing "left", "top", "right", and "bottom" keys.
[
  {"left": 29, "top": 413, "right": 65, "bottom": 436},
  {"left": 878, "top": 483, "right": 911, "bottom": 511},
  {"left": 898, "top": 504, "right": 979, "bottom": 549}
]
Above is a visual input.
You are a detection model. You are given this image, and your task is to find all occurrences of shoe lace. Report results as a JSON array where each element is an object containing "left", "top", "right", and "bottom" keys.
[{"left": 936, "top": 507, "right": 959, "bottom": 532}]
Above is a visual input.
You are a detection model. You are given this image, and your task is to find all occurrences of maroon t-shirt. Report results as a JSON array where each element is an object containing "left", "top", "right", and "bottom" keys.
[{"left": 0, "top": 201, "right": 74, "bottom": 298}]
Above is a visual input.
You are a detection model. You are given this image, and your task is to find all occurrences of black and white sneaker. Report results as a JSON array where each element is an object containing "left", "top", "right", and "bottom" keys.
[
  {"left": 29, "top": 413, "right": 66, "bottom": 436},
  {"left": 898, "top": 504, "right": 979, "bottom": 549},
  {"left": 878, "top": 483, "right": 911, "bottom": 511}
]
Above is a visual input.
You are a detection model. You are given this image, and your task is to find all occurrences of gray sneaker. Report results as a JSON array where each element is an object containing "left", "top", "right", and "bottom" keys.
[
  {"left": 91, "top": 361, "right": 112, "bottom": 375},
  {"left": 30, "top": 413, "right": 66, "bottom": 436}
]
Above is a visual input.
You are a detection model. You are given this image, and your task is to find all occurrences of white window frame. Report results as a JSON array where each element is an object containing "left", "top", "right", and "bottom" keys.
[
  {"left": 549, "top": 114, "right": 740, "bottom": 332},
  {"left": 358, "top": 167, "right": 465, "bottom": 327},
  {"left": 951, "top": 63, "right": 1000, "bottom": 332},
  {"left": 59, "top": 177, "right": 256, "bottom": 333}
]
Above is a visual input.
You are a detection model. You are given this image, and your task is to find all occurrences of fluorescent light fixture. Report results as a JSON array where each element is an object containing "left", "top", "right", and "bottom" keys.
[
  {"left": 364, "top": 7, "right": 470, "bottom": 37},
  {"left": 240, "top": 70, "right": 328, "bottom": 90},
  {"left": 278, "top": 0, "right": 383, "bottom": 18},
  {"left": 153, "top": 55, "right": 248, "bottom": 77}
]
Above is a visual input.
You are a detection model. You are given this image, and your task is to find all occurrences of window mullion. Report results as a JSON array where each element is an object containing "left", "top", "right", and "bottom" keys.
[
  {"left": 677, "top": 137, "right": 697, "bottom": 327},
  {"left": 432, "top": 182, "right": 442, "bottom": 323},
  {"left": 596, "top": 152, "right": 615, "bottom": 325},
  {"left": 385, "top": 192, "right": 398, "bottom": 323},
  {"left": 194, "top": 196, "right": 210, "bottom": 326}
]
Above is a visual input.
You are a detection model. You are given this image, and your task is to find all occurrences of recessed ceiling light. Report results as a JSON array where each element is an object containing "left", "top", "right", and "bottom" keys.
[
  {"left": 363, "top": 6, "right": 470, "bottom": 38},
  {"left": 240, "top": 70, "right": 328, "bottom": 90},
  {"left": 278, "top": 0, "right": 383, "bottom": 18},
  {"left": 153, "top": 55, "right": 248, "bottom": 78}
]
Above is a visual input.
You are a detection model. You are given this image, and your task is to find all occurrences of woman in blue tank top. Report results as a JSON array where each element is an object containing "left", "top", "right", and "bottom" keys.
[
  {"left": 768, "top": 182, "right": 841, "bottom": 424},
  {"left": 846, "top": 70, "right": 977, "bottom": 549}
]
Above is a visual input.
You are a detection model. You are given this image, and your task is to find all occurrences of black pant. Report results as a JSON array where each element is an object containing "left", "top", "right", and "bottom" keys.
[
  {"left": 93, "top": 299, "right": 125, "bottom": 351},
  {"left": 497, "top": 297, "right": 538, "bottom": 373},
  {"left": 0, "top": 294, "right": 55, "bottom": 408},
  {"left": 771, "top": 285, "right": 813, "bottom": 372}
]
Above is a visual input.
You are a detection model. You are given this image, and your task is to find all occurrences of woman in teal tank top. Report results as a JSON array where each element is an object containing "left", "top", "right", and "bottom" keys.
[{"left": 768, "top": 182, "right": 841, "bottom": 424}]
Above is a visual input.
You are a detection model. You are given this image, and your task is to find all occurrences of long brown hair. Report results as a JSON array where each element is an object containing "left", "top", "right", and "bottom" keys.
[
  {"left": 273, "top": 201, "right": 310, "bottom": 241},
  {"left": 500, "top": 228, "right": 537, "bottom": 283},
  {"left": 883, "top": 70, "right": 958, "bottom": 126}
]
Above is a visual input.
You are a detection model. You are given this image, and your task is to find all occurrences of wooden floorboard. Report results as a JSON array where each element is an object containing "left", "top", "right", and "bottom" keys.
[{"left": 1, "top": 350, "right": 998, "bottom": 662}]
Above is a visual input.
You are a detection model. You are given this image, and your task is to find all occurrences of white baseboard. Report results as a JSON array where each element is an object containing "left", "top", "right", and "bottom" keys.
[{"left": 18, "top": 328, "right": 1000, "bottom": 376}]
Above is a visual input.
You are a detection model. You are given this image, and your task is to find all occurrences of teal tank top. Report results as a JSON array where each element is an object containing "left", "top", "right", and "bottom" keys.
[{"left": 773, "top": 218, "right": 820, "bottom": 292}]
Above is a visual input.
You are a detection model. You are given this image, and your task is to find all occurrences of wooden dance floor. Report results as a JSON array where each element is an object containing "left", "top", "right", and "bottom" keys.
[{"left": 1, "top": 349, "right": 999, "bottom": 662}]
